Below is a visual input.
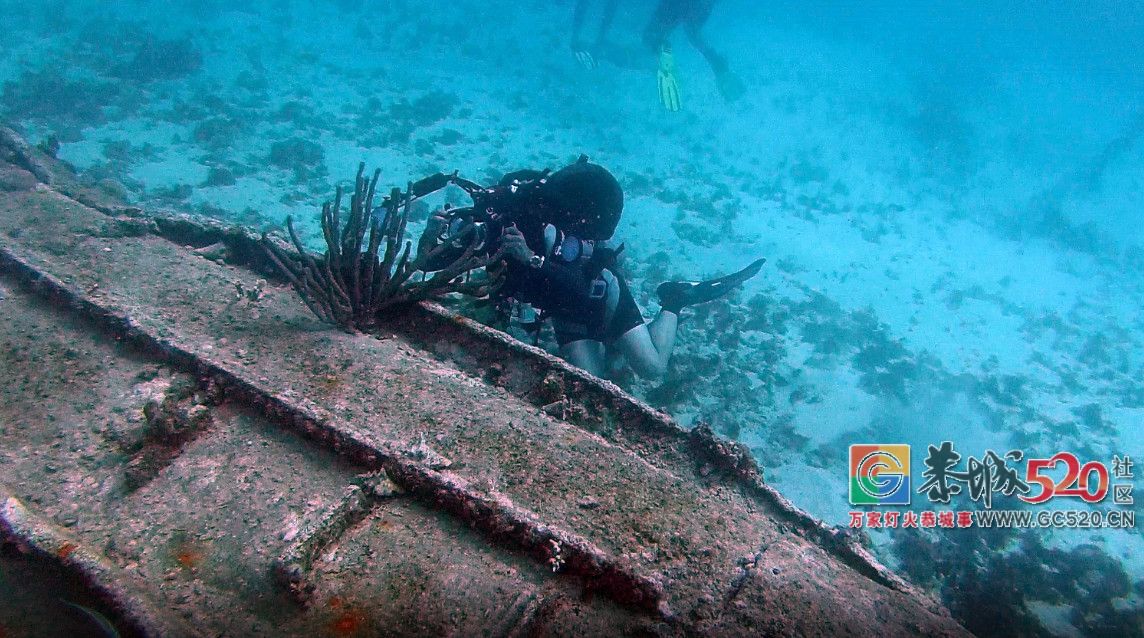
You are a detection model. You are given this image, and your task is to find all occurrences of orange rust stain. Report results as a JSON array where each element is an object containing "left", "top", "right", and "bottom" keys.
[
  {"left": 57, "top": 542, "right": 78, "bottom": 560},
  {"left": 173, "top": 543, "right": 204, "bottom": 569},
  {"left": 328, "top": 609, "right": 366, "bottom": 636},
  {"left": 376, "top": 519, "right": 394, "bottom": 531}
]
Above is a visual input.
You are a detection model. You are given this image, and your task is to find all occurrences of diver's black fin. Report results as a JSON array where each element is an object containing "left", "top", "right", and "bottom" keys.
[{"left": 657, "top": 258, "right": 765, "bottom": 313}]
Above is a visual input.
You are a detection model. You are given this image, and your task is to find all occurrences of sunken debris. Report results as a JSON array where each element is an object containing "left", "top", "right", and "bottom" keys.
[{"left": 262, "top": 162, "right": 500, "bottom": 331}]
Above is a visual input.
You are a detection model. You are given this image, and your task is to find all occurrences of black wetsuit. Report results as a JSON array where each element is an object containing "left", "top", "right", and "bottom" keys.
[
  {"left": 572, "top": 0, "right": 731, "bottom": 80},
  {"left": 643, "top": 0, "right": 717, "bottom": 47},
  {"left": 427, "top": 172, "right": 644, "bottom": 346},
  {"left": 499, "top": 211, "right": 643, "bottom": 347}
]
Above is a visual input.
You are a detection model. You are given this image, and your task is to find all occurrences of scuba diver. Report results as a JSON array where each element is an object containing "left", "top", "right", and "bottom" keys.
[
  {"left": 571, "top": 0, "right": 746, "bottom": 111},
  {"left": 415, "top": 156, "right": 764, "bottom": 379}
]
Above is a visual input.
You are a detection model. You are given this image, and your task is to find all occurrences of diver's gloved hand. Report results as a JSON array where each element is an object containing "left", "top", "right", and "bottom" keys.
[
  {"left": 424, "top": 210, "right": 450, "bottom": 239},
  {"left": 657, "top": 45, "right": 682, "bottom": 112},
  {"left": 416, "top": 210, "right": 450, "bottom": 259},
  {"left": 502, "top": 224, "right": 534, "bottom": 264},
  {"left": 716, "top": 69, "right": 746, "bottom": 102},
  {"left": 571, "top": 41, "right": 598, "bottom": 69},
  {"left": 657, "top": 258, "right": 766, "bottom": 314}
]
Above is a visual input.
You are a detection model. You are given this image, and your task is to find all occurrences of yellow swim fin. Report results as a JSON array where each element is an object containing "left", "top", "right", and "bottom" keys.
[{"left": 657, "top": 45, "right": 681, "bottom": 112}]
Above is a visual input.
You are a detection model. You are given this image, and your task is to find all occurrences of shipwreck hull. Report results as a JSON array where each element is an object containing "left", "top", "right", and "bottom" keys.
[{"left": 0, "top": 130, "right": 969, "bottom": 636}]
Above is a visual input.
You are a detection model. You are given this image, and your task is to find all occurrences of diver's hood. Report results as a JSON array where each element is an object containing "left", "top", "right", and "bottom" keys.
[{"left": 534, "top": 158, "right": 623, "bottom": 241}]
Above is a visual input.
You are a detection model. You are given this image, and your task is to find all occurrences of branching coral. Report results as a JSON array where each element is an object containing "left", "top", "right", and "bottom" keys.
[{"left": 263, "top": 163, "right": 500, "bottom": 331}]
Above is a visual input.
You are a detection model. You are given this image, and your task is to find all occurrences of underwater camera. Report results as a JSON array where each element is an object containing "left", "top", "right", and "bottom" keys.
[
  {"left": 435, "top": 199, "right": 532, "bottom": 257},
  {"left": 378, "top": 168, "right": 546, "bottom": 260}
]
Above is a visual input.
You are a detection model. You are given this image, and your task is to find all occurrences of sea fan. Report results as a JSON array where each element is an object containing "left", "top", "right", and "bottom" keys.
[{"left": 262, "top": 163, "right": 499, "bottom": 331}]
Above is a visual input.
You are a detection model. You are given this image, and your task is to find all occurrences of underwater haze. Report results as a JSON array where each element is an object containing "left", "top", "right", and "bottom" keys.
[{"left": 1, "top": 0, "right": 1141, "bottom": 635}]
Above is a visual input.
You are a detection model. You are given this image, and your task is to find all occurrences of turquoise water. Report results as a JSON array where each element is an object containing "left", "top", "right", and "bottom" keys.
[{"left": 0, "top": 1, "right": 1140, "bottom": 635}]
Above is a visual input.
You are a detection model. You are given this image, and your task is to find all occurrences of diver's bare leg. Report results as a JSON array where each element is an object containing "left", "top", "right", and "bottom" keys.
[
  {"left": 684, "top": 21, "right": 728, "bottom": 76},
  {"left": 560, "top": 339, "right": 607, "bottom": 377},
  {"left": 685, "top": 19, "right": 744, "bottom": 100},
  {"left": 572, "top": 0, "right": 591, "bottom": 45},
  {"left": 597, "top": 0, "right": 621, "bottom": 44},
  {"left": 614, "top": 311, "right": 677, "bottom": 379},
  {"left": 647, "top": 309, "right": 677, "bottom": 361}
]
